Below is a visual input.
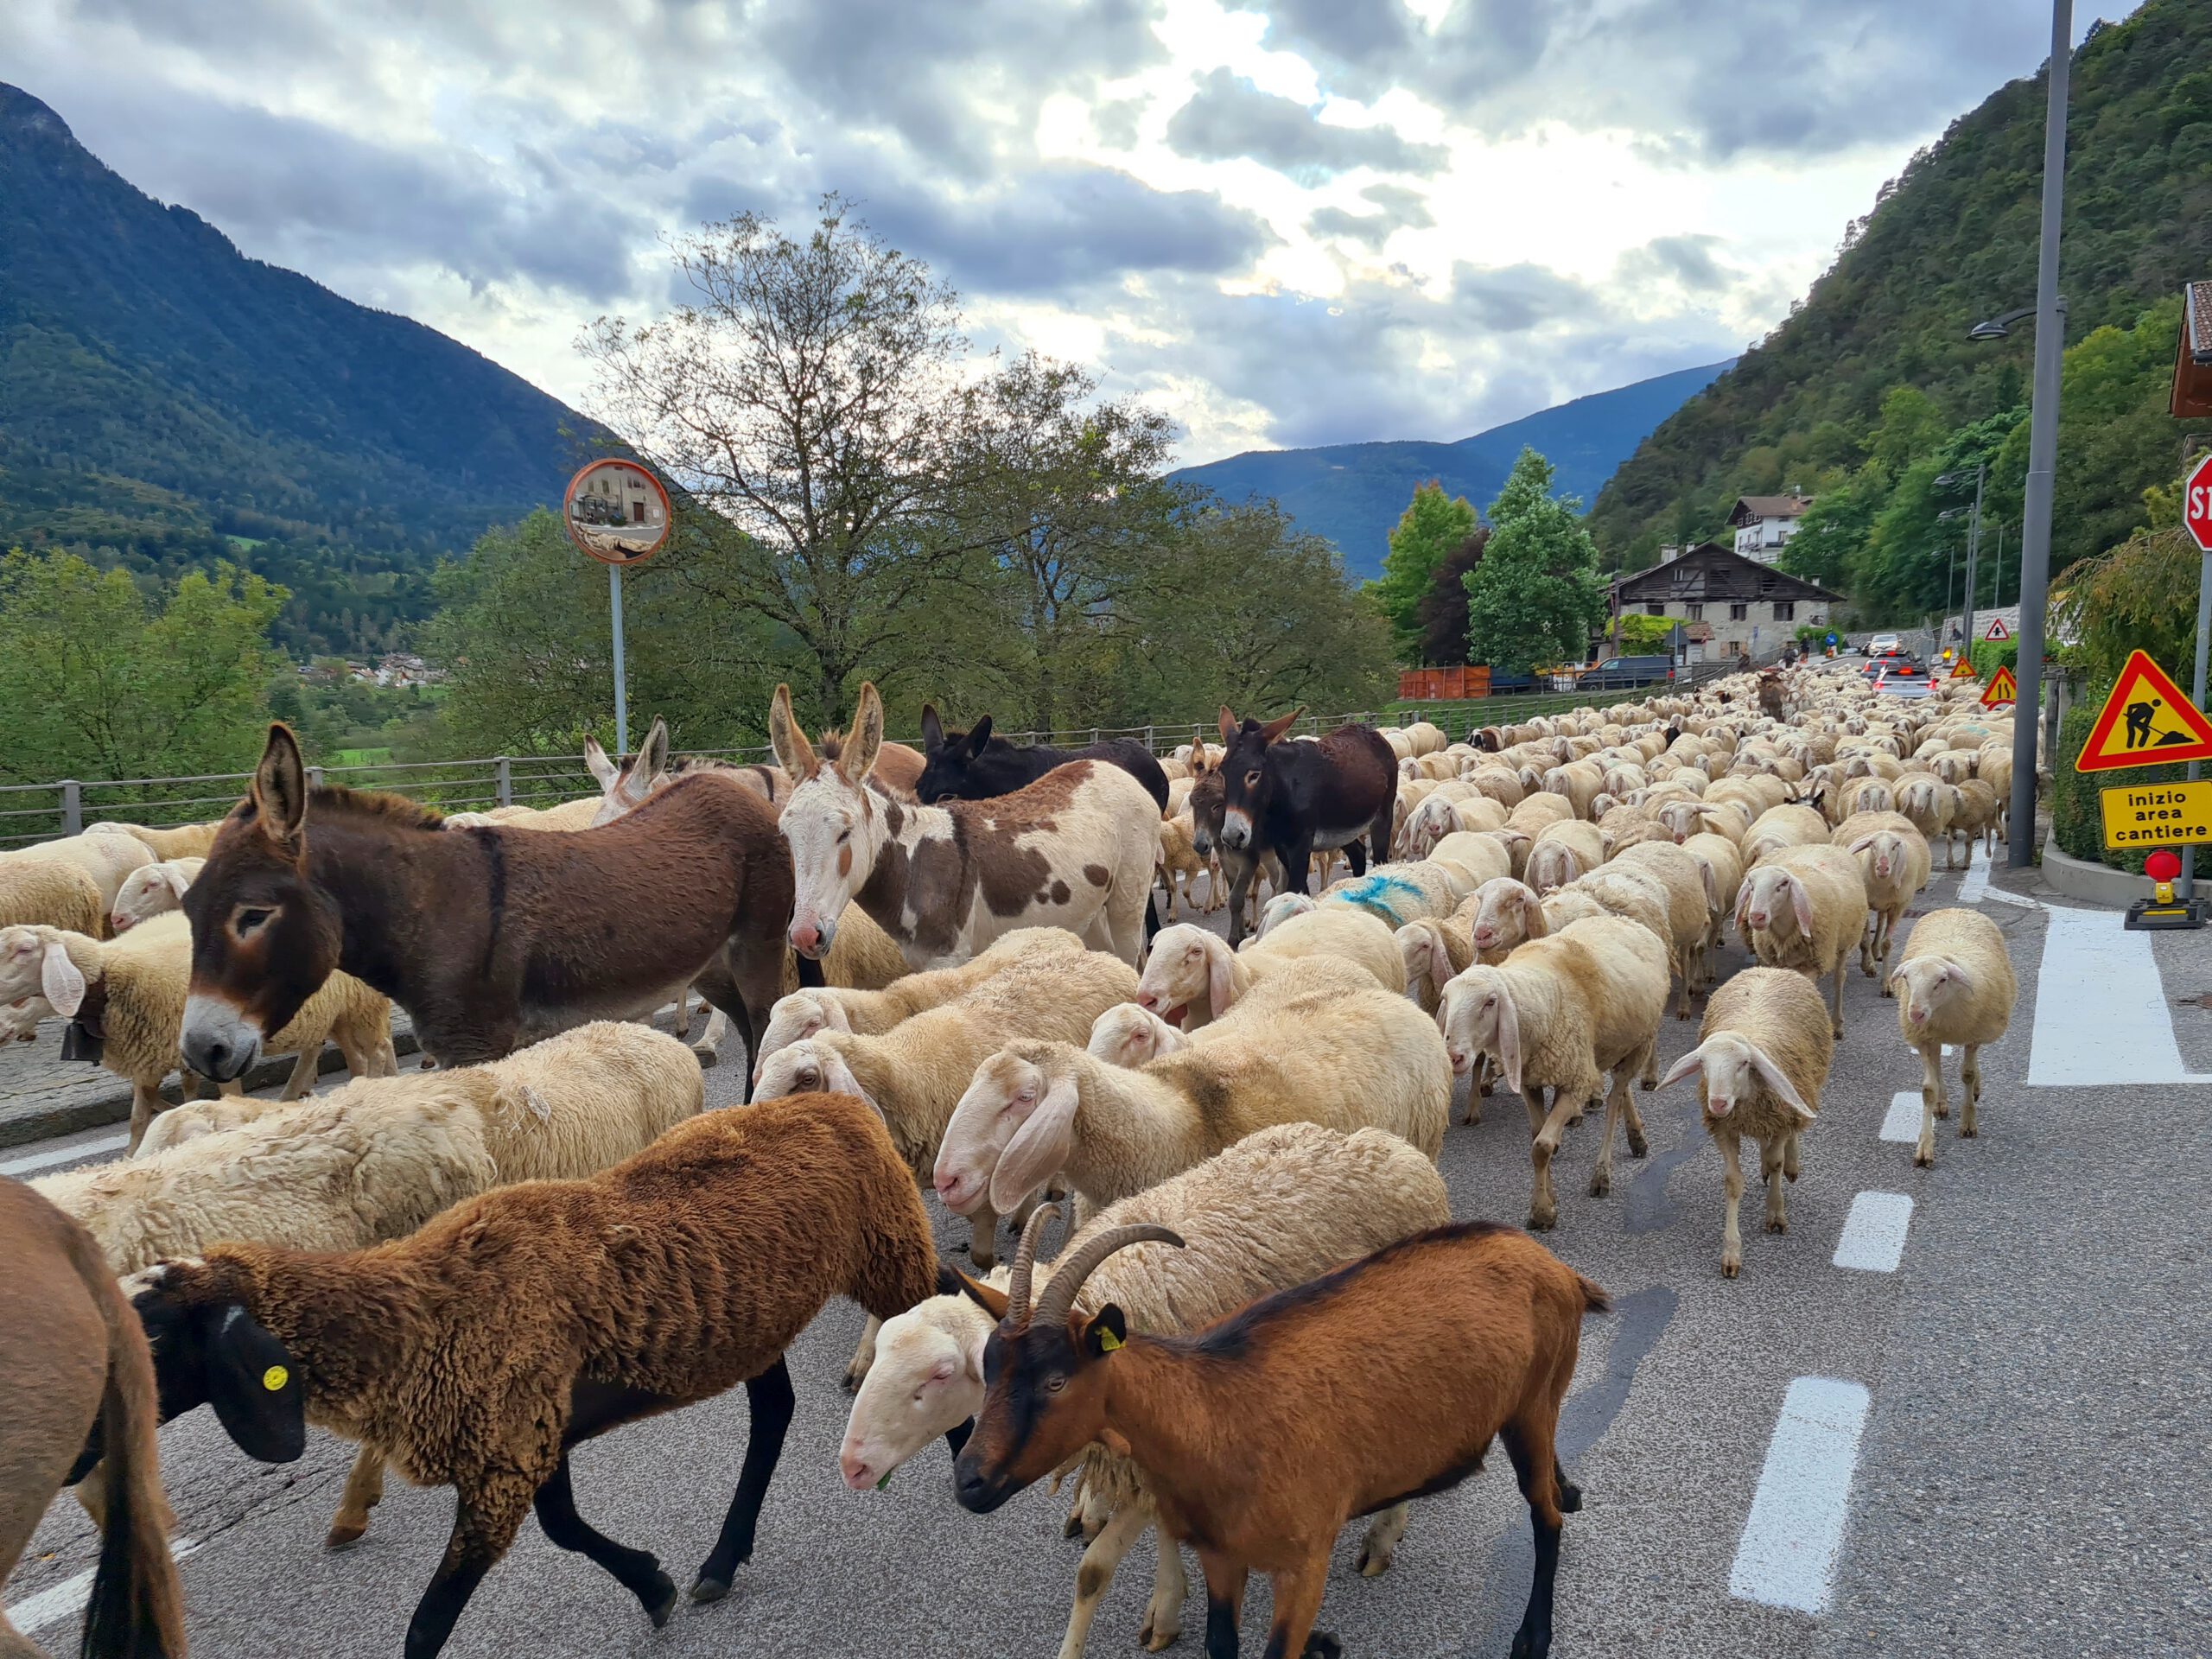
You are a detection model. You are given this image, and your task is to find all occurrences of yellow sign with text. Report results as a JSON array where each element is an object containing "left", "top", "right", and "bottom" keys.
[{"left": 2100, "top": 779, "right": 2212, "bottom": 849}]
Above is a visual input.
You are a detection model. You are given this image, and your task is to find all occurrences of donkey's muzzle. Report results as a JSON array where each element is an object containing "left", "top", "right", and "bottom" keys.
[{"left": 179, "top": 994, "right": 262, "bottom": 1083}]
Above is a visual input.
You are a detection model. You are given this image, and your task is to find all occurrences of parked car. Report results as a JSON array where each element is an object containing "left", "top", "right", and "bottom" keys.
[
  {"left": 1865, "top": 632, "right": 1902, "bottom": 657},
  {"left": 1577, "top": 655, "right": 1675, "bottom": 690}
]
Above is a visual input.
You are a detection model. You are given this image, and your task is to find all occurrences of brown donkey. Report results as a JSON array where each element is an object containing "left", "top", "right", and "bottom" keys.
[
  {"left": 181, "top": 725, "right": 801, "bottom": 1088},
  {"left": 3, "top": 1179, "right": 186, "bottom": 1659}
]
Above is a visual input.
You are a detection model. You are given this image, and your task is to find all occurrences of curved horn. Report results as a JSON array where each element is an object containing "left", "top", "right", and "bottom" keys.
[
  {"left": 1003, "top": 1203, "right": 1060, "bottom": 1331},
  {"left": 1033, "top": 1224, "right": 1185, "bottom": 1332}
]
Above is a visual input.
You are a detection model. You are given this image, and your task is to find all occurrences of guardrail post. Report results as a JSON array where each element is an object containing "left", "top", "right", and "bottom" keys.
[
  {"left": 496, "top": 757, "right": 513, "bottom": 808},
  {"left": 60, "top": 780, "right": 81, "bottom": 836}
]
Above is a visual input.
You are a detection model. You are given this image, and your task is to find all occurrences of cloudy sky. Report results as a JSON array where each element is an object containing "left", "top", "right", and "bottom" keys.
[{"left": 5, "top": 1, "right": 2126, "bottom": 466}]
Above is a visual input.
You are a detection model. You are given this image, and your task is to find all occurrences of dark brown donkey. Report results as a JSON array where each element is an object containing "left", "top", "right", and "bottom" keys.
[
  {"left": 1212, "top": 709, "right": 1398, "bottom": 945},
  {"left": 181, "top": 725, "right": 801, "bottom": 1089}
]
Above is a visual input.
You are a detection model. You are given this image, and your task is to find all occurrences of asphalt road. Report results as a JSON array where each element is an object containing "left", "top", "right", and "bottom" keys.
[{"left": 7, "top": 841, "right": 2208, "bottom": 1659}]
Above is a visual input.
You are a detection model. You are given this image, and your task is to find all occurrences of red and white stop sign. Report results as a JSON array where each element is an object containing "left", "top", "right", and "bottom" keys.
[{"left": 2188, "top": 451, "right": 2212, "bottom": 554}]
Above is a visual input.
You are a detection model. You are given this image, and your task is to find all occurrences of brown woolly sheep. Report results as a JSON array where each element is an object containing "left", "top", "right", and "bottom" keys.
[{"left": 120, "top": 1093, "right": 948, "bottom": 1659}]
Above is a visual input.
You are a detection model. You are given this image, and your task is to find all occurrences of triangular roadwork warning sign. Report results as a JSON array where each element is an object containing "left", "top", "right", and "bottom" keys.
[
  {"left": 1985, "top": 617, "right": 2011, "bottom": 641},
  {"left": 1980, "top": 665, "right": 2018, "bottom": 710},
  {"left": 1950, "top": 658, "right": 1977, "bottom": 680},
  {"left": 2075, "top": 649, "right": 2212, "bottom": 772}
]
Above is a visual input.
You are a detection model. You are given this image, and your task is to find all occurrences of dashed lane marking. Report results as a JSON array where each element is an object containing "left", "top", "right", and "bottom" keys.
[
  {"left": 1729, "top": 1377, "right": 1871, "bottom": 1615},
  {"left": 1879, "top": 1091, "right": 1922, "bottom": 1143},
  {"left": 0, "top": 1129, "right": 129, "bottom": 1177},
  {"left": 2029, "top": 904, "right": 2212, "bottom": 1085},
  {"left": 1832, "top": 1192, "right": 1914, "bottom": 1273},
  {"left": 7, "top": 1537, "right": 200, "bottom": 1632}
]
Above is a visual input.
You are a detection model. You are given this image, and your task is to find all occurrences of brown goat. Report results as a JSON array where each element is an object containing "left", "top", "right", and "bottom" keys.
[
  {"left": 121, "top": 1093, "right": 947, "bottom": 1659},
  {"left": 954, "top": 1218, "right": 1605, "bottom": 1659},
  {"left": 2, "top": 1179, "right": 186, "bottom": 1659}
]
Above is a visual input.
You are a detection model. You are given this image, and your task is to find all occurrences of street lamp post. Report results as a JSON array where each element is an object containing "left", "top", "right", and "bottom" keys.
[
  {"left": 1969, "top": 0, "right": 2071, "bottom": 871},
  {"left": 1938, "top": 466, "right": 1988, "bottom": 652}
]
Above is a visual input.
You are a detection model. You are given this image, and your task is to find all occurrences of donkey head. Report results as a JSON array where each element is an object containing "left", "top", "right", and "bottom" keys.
[
  {"left": 586, "top": 716, "right": 671, "bottom": 826},
  {"left": 913, "top": 705, "right": 995, "bottom": 805},
  {"left": 1214, "top": 705, "right": 1303, "bottom": 853},
  {"left": 771, "top": 683, "right": 887, "bottom": 959},
  {"left": 180, "top": 725, "right": 342, "bottom": 1084},
  {"left": 951, "top": 1208, "right": 1183, "bottom": 1516}
]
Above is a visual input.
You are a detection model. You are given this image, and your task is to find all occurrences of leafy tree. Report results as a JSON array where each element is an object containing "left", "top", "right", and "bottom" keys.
[
  {"left": 579, "top": 196, "right": 989, "bottom": 719},
  {"left": 1782, "top": 475, "right": 1878, "bottom": 591},
  {"left": 1108, "top": 502, "right": 1397, "bottom": 720},
  {"left": 1415, "top": 529, "right": 1488, "bottom": 668},
  {"left": 424, "top": 509, "right": 785, "bottom": 759},
  {"left": 2053, "top": 486, "right": 2200, "bottom": 690},
  {"left": 1366, "top": 481, "right": 1478, "bottom": 661},
  {"left": 0, "top": 550, "right": 285, "bottom": 785},
  {"left": 1613, "top": 613, "right": 1676, "bottom": 652},
  {"left": 950, "top": 354, "right": 1193, "bottom": 733},
  {"left": 1463, "top": 450, "right": 1609, "bottom": 676}
]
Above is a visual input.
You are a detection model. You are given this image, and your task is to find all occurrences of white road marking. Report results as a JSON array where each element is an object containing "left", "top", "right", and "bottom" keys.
[
  {"left": 1832, "top": 1192, "right": 1914, "bottom": 1273},
  {"left": 1957, "top": 842, "right": 2039, "bottom": 909},
  {"left": 2028, "top": 904, "right": 2210, "bottom": 1085},
  {"left": 0, "top": 1130, "right": 130, "bottom": 1177},
  {"left": 1879, "top": 1091, "right": 1923, "bottom": 1143},
  {"left": 1729, "top": 1377, "right": 1871, "bottom": 1614},
  {"left": 8, "top": 1536, "right": 200, "bottom": 1632}
]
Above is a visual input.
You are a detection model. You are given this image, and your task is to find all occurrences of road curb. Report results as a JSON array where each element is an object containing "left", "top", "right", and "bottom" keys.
[
  {"left": 2039, "top": 834, "right": 2147, "bottom": 910},
  {"left": 0, "top": 1023, "right": 425, "bottom": 1152}
]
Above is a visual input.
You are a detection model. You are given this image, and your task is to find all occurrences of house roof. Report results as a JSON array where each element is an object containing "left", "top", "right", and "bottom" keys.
[
  {"left": 2190, "top": 280, "right": 2212, "bottom": 365},
  {"left": 1730, "top": 494, "right": 1812, "bottom": 525},
  {"left": 1610, "top": 541, "right": 1843, "bottom": 604}
]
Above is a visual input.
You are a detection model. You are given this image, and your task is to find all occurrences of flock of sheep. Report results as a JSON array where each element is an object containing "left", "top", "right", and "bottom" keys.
[{"left": 0, "top": 662, "right": 2025, "bottom": 1659}]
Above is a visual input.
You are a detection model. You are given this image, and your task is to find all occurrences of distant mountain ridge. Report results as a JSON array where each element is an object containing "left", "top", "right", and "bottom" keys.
[
  {"left": 1169, "top": 359, "right": 1734, "bottom": 580},
  {"left": 0, "top": 81, "right": 590, "bottom": 654}
]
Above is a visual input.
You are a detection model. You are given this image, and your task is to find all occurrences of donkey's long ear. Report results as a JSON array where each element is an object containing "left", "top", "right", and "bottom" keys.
[
  {"left": 965, "top": 715, "right": 993, "bottom": 757},
  {"left": 769, "top": 685, "right": 819, "bottom": 781},
  {"left": 251, "top": 725, "right": 308, "bottom": 849},
  {"left": 1260, "top": 708, "right": 1304, "bottom": 745},
  {"left": 1218, "top": 706, "right": 1237, "bottom": 744},
  {"left": 842, "top": 683, "right": 885, "bottom": 784},
  {"left": 582, "top": 735, "right": 619, "bottom": 791},
  {"left": 919, "top": 704, "right": 946, "bottom": 754},
  {"left": 639, "top": 716, "right": 670, "bottom": 779}
]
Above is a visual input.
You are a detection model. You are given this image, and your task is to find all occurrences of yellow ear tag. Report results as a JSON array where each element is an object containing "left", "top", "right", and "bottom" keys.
[
  {"left": 262, "top": 1365, "right": 289, "bottom": 1392},
  {"left": 1096, "top": 1330, "right": 1122, "bottom": 1352}
]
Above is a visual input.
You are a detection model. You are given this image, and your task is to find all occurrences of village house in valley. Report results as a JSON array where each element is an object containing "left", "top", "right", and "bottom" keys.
[
  {"left": 1729, "top": 492, "right": 1812, "bottom": 564},
  {"left": 1610, "top": 541, "right": 1840, "bottom": 664}
]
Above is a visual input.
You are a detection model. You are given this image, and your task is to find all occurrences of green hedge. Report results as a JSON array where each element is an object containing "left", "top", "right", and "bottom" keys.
[
  {"left": 2050, "top": 690, "right": 2191, "bottom": 874},
  {"left": 1968, "top": 639, "right": 2018, "bottom": 680}
]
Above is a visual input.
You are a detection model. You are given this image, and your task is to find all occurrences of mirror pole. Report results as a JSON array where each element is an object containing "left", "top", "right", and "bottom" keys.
[{"left": 610, "top": 561, "right": 629, "bottom": 757}]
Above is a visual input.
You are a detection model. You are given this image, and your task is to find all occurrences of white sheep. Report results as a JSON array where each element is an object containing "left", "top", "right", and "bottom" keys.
[
  {"left": 107, "top": 857, "right": 203, "bottom": 934},
  {"left": 1738, "top": 804, "right": 1832, "bottom": 869},
  {"left": 1522, "top": 820, "right": 1605, "bottom": 894},
  {"left": 1085, "top": 1001, "right": 1188, "bottom": 1069},
  {"left": 1832, "top": 810, "right": 1931, "bottom": 988},
  {"left": 40, "top": 1020, "right": 701, "bottom": 1546},
  {"left": 3, "top": 830, "right": 156, "bottom": 917},
  {"left": 753, "top": 925, "right": 1084, "bottom": 1078},
  {"left": 1891, "top": 908, "right": 2018, "bottom": 1167},
  {"left": 1895, "top": 776, "right": 1962, "bottom": 870},
  {"left": 1607, "top": 839, "right": 1718, "bottom": 1014},
  {"left": 1437, "top": 914, "right": 1669, "bottom": 1230},
  {"left": 840, "top": 1124, "right": 1450, "bottom": 1659},
  {"left": 1251, "top": 891, "right": 1317, "bottom": 939},
  {"left": 1137, "top": 914, "right": 1400, "bottom": 1030},
  {"left": 1318, "top": 860, "right": 1463, "bottom": 925},
  {"left": 0, "top": 915, "right": 397, "bottom": 1151},
  {"left": 85, "top": 820, "right": 223, "bottom": 860},
  {"left": 1677, "top": 832, "right": 1746, "bottom": 982},
  {"left": 0, "top": 855, "right": 104, "bottom": 939},
  {"left": 1426, "top": 830, "right": 1513, "bottom": 896},
  {"left": 1732, "top": 843, "right": 1870, "bottom": 1040},
  {"left": 753, "top": 944, "right": 1139, "bottom": 1278},
  {"left": 935, "top": 959, "right": 1451, "bottom": 1224},
  {"left": 1657, "top": 968, "right": 1833, "bottom": 1277}
]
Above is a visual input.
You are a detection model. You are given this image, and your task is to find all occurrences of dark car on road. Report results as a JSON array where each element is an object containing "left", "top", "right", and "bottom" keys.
[{"left": 1577, "top": 655, "right": 1675, "bottom": 690}]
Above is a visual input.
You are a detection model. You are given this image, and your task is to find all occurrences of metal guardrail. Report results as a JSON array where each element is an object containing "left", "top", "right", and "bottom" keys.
[{"left": 0, "top": 671, "right": 1735, "bottom": 851}]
